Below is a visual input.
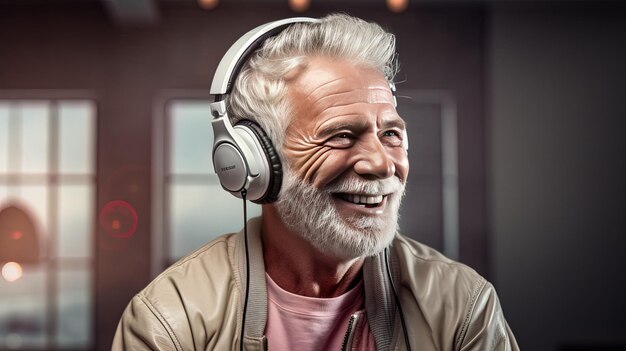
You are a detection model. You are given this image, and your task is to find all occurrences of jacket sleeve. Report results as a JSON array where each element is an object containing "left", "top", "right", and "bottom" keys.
[
  {"left": 458, "top": 281, "right": 520, "bottom": 351},
  {"left": 111, "top": 294, "right": 181, "bottom": 351}
]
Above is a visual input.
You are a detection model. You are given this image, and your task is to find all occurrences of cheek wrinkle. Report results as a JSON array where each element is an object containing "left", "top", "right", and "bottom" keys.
[{"left": 303, "top": 149, "right": 331, "bottom": 184}]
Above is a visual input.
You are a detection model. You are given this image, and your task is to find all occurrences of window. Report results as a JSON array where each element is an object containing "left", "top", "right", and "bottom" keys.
[
  {"left": 153, "top": 96, "right": 261, "bottom": 272},
  {"left": 0, "top": 99, "right": 95, "bottom": 349}
]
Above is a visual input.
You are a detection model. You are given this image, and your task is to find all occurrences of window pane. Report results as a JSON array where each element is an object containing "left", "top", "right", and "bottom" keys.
[
  {"left": 12, "top": 185, "right": 49, "bottom": 260},
  {"left": 168, "top": 101, "right": 213, "bottom": 174},
  {"left": 19, "top": 102, "right": 50, "bottom": 174},
  {"left": 56, "top": 268, "right": 91, "bottom": 348},
  {"left": 57, "top": 184, "right": 93, "bottom": 258},
  {"left": 169, "top": 181, "right": 262, "bottom": 259},
  {"left": 58, "top": 101, "right": 95, "bottom": 174},
  {"left": 0, "top": 103, "right": 9, "bottom": 174},
  {"left": 0, "top": 265, "right": 47, "bottom": 349}
]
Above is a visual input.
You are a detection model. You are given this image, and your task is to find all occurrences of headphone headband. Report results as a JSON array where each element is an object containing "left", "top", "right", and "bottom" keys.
[{"left": 210, "top": 17, "right": 319, "bottom": 97}]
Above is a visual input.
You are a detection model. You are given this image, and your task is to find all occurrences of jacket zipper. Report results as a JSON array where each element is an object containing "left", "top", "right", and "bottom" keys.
[{"left": 340, "top": 314, "right": 359, "bottom": 351}]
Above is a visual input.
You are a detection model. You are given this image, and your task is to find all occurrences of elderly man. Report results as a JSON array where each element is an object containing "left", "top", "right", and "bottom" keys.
[{"left": 113, "top": 14, "right": 518, "bottom": 351}]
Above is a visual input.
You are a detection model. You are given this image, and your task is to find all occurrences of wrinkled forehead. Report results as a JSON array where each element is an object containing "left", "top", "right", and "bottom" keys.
[
  {"left": 304, "top": 78, "right": 395, "bottom": 108},
  {"left": 288, "top": 58, "right": 396, "bottom": 112}
]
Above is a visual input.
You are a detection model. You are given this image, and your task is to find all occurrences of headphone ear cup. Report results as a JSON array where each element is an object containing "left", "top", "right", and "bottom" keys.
[{"left": 235, "top": 120, "right": 282, "bottom": 204}]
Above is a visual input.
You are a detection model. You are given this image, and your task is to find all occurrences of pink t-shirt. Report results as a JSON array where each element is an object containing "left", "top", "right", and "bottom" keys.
[{"left": 265, "top": 273, "right": 376, "bottom": 350}]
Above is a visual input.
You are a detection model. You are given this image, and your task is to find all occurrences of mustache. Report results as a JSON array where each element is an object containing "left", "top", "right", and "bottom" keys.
[{"left": 323, "top": 175, "right": 404, "bottom": 196}]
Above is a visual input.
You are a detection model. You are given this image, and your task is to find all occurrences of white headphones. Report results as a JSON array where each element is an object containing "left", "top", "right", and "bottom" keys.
[{"left": 209, "top": 18, "right": 318, "bottom": 203}]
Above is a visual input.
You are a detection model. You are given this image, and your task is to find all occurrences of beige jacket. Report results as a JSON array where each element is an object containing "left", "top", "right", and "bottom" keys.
[{"left": 112, "top": 217, "right": 519, "bottom": 350}]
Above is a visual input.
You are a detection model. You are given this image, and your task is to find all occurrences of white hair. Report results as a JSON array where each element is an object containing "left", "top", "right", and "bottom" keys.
[{"left": 227, "top": 13, "right": 398, "bottom": 155}]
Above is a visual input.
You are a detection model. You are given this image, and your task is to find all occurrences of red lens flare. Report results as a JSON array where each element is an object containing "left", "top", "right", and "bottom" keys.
[
  {"left": 99, "top": 200, "right": 138, "bottom": 238},
  {"left": 10, "top": 231, "right": 23, "bottom": 240}
]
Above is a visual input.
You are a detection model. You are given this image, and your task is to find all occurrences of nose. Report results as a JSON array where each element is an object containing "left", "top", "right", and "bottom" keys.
[{"left": 353, "top": 135, "right": 395, "bottom": 179}]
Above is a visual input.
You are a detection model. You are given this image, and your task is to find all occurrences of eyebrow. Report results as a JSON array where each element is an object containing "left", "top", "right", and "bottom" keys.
[{"left": 379, "top": 118, "right": 406, "bottom": 131}]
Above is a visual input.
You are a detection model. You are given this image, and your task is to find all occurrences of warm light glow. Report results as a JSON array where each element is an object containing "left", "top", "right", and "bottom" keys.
[
  {"left": 2, "top": 262, "right": 23, "bottom": 282},
  {"left": 112, "top": 219, "right": 121, "bottom": 230},
  {"left": 289, "top": 0, "right": 310, "bottom": 13},
  {"left": 10, "top": 230, "right": 23, "bottom": 240},
  {"left": 387, "top": 0, "right": 408, "bottom": 13},
  {"left": 198, "top": 0, "right": 219, "bottom": 10}
]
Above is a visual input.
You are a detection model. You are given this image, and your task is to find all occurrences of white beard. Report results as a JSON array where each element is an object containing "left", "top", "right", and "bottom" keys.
[{"left": 274, "top": 168, "right": 406, "bottom": 259}]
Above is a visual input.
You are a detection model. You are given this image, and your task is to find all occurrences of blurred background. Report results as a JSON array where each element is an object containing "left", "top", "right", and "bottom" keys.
[{"left": 1, "top": 0, "right": 625, "bottom": 350}]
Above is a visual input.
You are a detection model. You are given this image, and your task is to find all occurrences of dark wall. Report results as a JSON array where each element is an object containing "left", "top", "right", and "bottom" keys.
[
  {"left": 489, "top": 3, "right": 626, "bottom": 350},
  {"left": 0, "top": 3, "right": 487, "bottom": 349}
]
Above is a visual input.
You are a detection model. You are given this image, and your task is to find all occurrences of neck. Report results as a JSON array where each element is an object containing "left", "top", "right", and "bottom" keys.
[{"left": 261, "top": 204, "right": 364, "bottom": 298}]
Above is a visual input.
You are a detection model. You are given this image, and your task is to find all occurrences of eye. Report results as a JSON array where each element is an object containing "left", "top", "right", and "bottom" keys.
[
  {"left": 381, "top": 129, "right": 403, "bottom": 147},
  {"left": 326, "top": 132, "right": 356, "bottom": 148}
]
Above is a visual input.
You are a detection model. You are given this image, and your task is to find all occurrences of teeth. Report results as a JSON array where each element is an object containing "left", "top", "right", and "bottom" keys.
[{"left": 341, "top": 194, "right": 383, "bottom": 205}]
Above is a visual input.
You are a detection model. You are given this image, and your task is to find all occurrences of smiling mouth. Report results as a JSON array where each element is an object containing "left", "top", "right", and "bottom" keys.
[{"left": 333, "top": 193, "right": 386, "bottom": 208}]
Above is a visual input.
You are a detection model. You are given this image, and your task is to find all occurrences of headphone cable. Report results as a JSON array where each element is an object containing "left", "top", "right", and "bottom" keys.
[
  {"left": 385, "top": 247, "right": 412, "bottom": 351},
  {"left": 240, "top": 189, "right": 250, "bottom": 351}
]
